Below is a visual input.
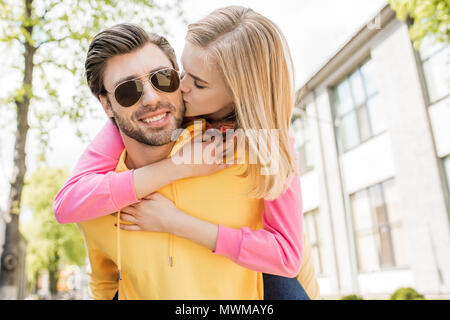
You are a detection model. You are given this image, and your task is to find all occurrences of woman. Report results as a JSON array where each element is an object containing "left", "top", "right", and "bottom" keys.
[{"left": 54, "top": 6, "right": 319, "bottom": 300}]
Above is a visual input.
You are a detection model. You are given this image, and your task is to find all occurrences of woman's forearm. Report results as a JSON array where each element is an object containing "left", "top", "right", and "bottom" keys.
[
  {"left": 171, "top": 210, "right": 219, "bottom": 251},
  {"left": 54, "top": 120, "right": 130, "bottom": 224},
  {"left": 133, "top": 158, "right": 186, "bottom": 199}
]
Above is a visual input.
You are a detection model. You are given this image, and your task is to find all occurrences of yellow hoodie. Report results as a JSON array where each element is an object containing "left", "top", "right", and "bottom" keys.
[{"left": 78, "top": 120, "right": 319, "bottom": 299}]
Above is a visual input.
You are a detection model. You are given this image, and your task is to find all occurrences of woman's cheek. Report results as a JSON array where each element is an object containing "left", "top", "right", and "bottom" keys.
[{"left": 184, "top": 100, "right": 200, "bottom": 117}]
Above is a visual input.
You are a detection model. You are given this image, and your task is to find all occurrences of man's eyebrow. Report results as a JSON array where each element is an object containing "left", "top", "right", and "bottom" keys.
[{"left": 112, "top": 66, "right": 168, "bottom": 88}]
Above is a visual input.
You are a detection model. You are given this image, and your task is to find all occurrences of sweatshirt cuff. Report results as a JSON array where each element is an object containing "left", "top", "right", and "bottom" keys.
[
  {"left": 110, "top": 170, "right": 139, "bottom": 210},
  {"left": 212, "top": 224, "right": 244, "bottom": 262}
]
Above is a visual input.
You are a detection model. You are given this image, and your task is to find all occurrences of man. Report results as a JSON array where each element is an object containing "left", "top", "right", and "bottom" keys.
[{"left": 74, "top": 23, "right": 318, "bottom": 299}]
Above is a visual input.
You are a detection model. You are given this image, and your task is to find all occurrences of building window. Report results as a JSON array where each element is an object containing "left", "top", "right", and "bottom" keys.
[
  {"left": 419, "top": 36, "right": 450, "bottom": 105},
  {"left": 332, "top": 59, "right": 387, "bottom": 152},
  {"left": 444, "top": 155, "right": 450, "bottom": 197},
  {"left": 304, "top": 209, "right": 323, "bottom": 274},
  {"left": 292, "top": 116, "right": 314, "bottom": 175},
  {"left": 350, "top": 179, "right": 408, "bottom": 272}
]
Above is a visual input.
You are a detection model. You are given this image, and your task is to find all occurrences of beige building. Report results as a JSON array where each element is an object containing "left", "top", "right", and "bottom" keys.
[{"left": 292, "top": 4, "right": 450, "bottom": 299}]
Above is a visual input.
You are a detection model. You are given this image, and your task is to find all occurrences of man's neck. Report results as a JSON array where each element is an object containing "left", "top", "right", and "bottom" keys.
[{"left": 121, "top": 132, "right": 176, "bottom": 169}]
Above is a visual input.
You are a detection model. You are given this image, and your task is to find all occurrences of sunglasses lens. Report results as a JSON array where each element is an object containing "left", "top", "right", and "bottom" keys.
[
  {"left": 115, "top": 80, "right": 143, "bottom": 107},
  {"left": 151, "top": 69, "right": 180, "bottom": 93}
]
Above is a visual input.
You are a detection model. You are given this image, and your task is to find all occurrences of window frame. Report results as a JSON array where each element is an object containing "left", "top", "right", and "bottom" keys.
[
  {"left": 331, "top": 58, "right": 387, "bottom": 154},
  {"left": 350, "top": 178, "right": 407, "bottom": 273},
  {"left": 292, "top": 115, "right": 315, "bottom": 175},
  {"left": 417, "top": 36, "right": 450, "bottom": 106},
  {"left": 443, "top": 155, "right": 450, "bottom": 196},
  {"left": 304, "top": 208, "right": 323, "bottom": 275}
]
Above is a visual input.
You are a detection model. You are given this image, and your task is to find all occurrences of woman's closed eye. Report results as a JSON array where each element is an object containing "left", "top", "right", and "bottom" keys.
[
  {"left": 181, "top": 68, "right": 207, "bottom": 89},
  {"left": 194, "top": 80, "right": 205, "bottom": 89}
]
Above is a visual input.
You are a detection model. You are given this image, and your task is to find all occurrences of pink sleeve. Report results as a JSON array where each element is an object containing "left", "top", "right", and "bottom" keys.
[
  {"left": 213, "top": 129, "right": 303, "bottom": 277},
  {"left": 53, "top": 120, "right": 139, "bottom": 224}
]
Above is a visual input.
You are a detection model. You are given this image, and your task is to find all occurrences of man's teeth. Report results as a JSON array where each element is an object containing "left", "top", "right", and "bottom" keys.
[{"left": 142, "top": 113, "right": 167, "bottom": 123}]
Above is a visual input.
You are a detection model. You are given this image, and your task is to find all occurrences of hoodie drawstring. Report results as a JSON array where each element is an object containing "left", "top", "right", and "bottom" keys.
[
  {"left": 118, "top": 207, "right": 173, "bottom": 272},
  {"left": 168, "top": 184, "right": 176, "bottom": 268},
  {"left": 117, "top": 210, "right": 122, "bottom": 280},
  {"left": 169, "top": 234, "right": 174, "bottom": 267},
  {"left": 115, "top": 120, "right": 204, "bottom": 276},
  {"left": 168, "top": 179, "right": 180, "bottom": 268},
  {"left": 164, "top": 120, "right": 204, "bottom": 268}
]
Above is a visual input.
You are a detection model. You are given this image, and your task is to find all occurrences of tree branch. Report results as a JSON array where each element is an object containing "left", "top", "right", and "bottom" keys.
[{"left": 36, "top": 35, "right": 71, "bottom": 48}]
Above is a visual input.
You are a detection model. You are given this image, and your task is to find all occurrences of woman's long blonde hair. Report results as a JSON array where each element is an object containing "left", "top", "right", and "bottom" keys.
[{"left": 186, "top": 6, "right": 298, "bottom": 200}]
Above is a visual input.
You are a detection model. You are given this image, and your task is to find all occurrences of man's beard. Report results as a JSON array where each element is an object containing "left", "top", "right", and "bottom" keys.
[{"left": 112, "top": 99, "right": 185, "bottom": 146}]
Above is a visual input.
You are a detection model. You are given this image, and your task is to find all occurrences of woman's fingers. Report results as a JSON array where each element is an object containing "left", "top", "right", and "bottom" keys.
[
  {"left": 117, "top": 213, "right": 138, "bottom": 224},
  {"left": 121, "top": 206, "right": 138, "bottom": 215},
  {"left": 112, "top": 211, "right": 138, "bottom": 223},
  {"left": 117, "top": 223, "right": 142, "bottom": 231},
  {"left": 143, "top": 192, "right": 159, "bottom": 200}
]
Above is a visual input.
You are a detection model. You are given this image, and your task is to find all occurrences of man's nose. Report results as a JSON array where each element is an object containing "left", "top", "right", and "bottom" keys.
[{"left": 140, "top": 81, "right": 162, "bottom": 106}]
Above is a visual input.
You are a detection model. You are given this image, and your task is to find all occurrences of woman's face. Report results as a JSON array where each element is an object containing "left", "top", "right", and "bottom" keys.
[{"left": 180, "top": 42, "right": 234, "bottom": 120}]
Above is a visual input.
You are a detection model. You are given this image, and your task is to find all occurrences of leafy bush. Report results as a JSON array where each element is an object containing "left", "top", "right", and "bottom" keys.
[
  {"left": 341, "top": 294, "right": 364, "bottom": 300},
  {"left": 390, "top": 287, "right": 425, "bottom": 300}
]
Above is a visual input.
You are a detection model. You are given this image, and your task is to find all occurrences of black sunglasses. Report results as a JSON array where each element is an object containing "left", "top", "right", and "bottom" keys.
[{"left": 105, "top": 68, "right": 180, "bottom": 107}]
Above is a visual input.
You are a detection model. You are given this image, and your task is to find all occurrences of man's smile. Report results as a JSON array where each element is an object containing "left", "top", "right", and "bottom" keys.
[{"left": 138, "top": 110, "right": 171, "bottom": 128}]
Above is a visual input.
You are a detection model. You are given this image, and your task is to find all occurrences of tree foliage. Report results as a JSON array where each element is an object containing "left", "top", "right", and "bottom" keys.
[
  {"left": 341, "top": 294, "right": 364, "bottom": 300},
  {"left": 0, "top": 0, "right": 184, "bottom": 298},
  {"left": 0, "top": 0, "right": 184, "bottom": 153},
  {"left": 389, "top": 0, "right": 450, "bottom": 49},
  {"left": 390, "top": 287, "right": 426, "bottom": 300},
  {"left": 20, "top": 167, "right": 86, "bottom": 296}
]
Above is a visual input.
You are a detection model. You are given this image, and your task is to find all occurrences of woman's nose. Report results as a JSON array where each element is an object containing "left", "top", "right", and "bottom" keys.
[{"left": 180, "top": 75, "right": 190, "bottom": 94}]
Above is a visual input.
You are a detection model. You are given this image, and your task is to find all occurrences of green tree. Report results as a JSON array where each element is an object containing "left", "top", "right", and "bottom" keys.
[
  {"left": 388, "top": 0, "right": 450, "bottom": 49},
  {"left": 20, "top": 167, "right": 86, "bottom": 298},
  {"left": 341, "top": 294, "right": 364, "bottom": 300},
  {"left": 390, "top": 287, "right": 426, "bottom": 300},
  {"left": 0, "top": 0, "right": 183, "bottom": 299}
]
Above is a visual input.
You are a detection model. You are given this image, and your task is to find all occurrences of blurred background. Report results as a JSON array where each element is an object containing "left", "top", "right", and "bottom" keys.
[{"left": 0, "top": 0, "right": 448, "bottom": 300}]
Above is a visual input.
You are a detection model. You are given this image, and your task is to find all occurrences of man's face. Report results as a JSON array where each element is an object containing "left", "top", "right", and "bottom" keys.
[{"left": 100, "top": 43, "right": 185, "bottom": 146}]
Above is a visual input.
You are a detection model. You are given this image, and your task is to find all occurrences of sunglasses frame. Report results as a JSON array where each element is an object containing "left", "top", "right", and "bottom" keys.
[{"left": 105, "top": 67, "right": 180, "bottom": 107}]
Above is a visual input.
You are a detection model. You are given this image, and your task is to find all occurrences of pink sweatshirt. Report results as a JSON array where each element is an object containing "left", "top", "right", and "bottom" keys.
[{"left": 53, "top": 120, "right": 304, "bottom": 277}]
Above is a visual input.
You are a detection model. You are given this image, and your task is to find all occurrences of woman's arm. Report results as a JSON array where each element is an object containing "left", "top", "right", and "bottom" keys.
[
  {"left": 54, "top": 120, "right": 187, "bottom": 223},
  {"left": 54, "top": 119, "right": 233, "bottom": 224},
  {"left": 118, "top": 172, "right": 303, "bottom": 278},
  {"left": 54, "top": 120, "right": 134, "bottom": 223},
  {"left": 116, "top": 193, "right": 220, "bottom": 251},
  {"left": 118, "top": 129, "right": 304, "bottom": 277}
]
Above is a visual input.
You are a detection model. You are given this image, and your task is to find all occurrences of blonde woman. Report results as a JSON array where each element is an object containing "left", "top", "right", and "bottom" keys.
[{"left": 54, "top": 7, "right": 319, "bottom": 299}]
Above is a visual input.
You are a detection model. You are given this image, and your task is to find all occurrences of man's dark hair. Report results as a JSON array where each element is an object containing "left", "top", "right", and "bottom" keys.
[{"left": 85, "top": 23, "right": 179, "bottom": 100}]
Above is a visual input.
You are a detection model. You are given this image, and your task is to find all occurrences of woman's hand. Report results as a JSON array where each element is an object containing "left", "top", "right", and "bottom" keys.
[
  {"left": 114, "top": 193, "right": 183, "bottom": 232},
  {"left": 113, "top": 192, "right": 219, "bottom": 251},
  {"left": 171, "top": 131, "right": 244, "bottom": 179}
]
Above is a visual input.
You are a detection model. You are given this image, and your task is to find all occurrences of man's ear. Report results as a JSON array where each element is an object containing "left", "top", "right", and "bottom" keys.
[{"left": 99, "top": 94, "right": 114, "bottom": 118}]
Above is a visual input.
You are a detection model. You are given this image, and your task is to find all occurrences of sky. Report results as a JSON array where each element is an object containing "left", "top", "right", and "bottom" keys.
[{"left": 0, "top": 0, "right": 388, "bottom": 212}]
